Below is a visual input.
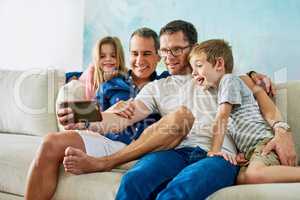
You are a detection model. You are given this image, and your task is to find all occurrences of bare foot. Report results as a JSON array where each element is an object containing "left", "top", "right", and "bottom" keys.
[{"left": 63, "top": 146, "right": 112, "bottom": 175}]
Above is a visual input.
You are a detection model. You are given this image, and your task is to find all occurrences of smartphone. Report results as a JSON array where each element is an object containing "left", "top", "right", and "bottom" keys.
[{"left": 59, "top": 101, "right": 102, "bottom": 123}]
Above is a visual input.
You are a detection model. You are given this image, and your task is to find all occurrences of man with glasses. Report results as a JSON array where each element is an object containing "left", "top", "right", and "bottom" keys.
[
  {"left": 158, "top": 45, "right": 191, "bottom": 57},
  {"left": 113, "top": 20, "right": 296, "bottom": 200}
]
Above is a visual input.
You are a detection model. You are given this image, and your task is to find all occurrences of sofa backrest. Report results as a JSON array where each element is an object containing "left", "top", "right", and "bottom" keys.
[
  {"left": 275, "top": 81, "right": 300, "bottom": 162},
  {"left": 0, "top": 69, "right": 65, "bottom": 136},
  {"left": 2, "top": 69, "right": 298, "bottom": 159}
]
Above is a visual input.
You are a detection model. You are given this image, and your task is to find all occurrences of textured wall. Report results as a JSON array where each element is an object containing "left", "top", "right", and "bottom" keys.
[{"left": 84, "top": 0, "right": 300, "bottom": 82}]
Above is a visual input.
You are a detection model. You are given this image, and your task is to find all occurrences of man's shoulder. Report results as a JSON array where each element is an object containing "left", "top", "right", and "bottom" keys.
[
  {"left": 145, "top": 74, "right": 193, "bottom": 92},
  {"left": 139, "top": 76, "right": 177, "bottom": 97},
  {"left": 149, "top": 75, "right": 173, "bottom": 85},
  {"left": 157, "top": 71, "right": 170, "bottom": 80}
]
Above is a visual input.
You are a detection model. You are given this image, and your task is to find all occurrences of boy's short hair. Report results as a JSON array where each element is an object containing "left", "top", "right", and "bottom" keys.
[
  {"left": 159, "top": 20, "right": 198, "bottom": 46},
  {"left": 190, "top": 39, "right": 234, "bottom": 73}
]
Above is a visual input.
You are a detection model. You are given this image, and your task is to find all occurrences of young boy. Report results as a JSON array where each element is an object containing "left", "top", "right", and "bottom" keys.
[{"left": 188, "top": 39, "right": 300, "bottom": 184}]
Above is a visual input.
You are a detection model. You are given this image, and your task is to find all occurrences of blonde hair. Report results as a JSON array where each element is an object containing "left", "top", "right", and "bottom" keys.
[
  {"left": 92, "top": 36, "right": 127, "bottom": 91},
  {"left": 189, "top": 39, "right": 234, "bottom": 73}
]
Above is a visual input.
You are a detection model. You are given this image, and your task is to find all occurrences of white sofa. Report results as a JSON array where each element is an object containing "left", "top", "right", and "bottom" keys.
[{"left": 0, "top": 69, "right": 299, "bottom": 200}]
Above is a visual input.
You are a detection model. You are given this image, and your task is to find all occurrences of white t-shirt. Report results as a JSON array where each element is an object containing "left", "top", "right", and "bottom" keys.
[{"left": 135, "top": 74, "right": 237, "bottom": 155}]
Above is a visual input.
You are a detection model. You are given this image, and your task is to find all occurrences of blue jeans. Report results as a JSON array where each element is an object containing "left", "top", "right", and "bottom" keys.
[{"left": 115, "top": 147, "right": 239, "bottom": 200}]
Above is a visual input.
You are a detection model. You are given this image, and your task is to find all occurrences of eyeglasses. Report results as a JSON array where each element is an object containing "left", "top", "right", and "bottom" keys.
[{"left": 158, "top": 45, "right": 191, "bottom": 57}]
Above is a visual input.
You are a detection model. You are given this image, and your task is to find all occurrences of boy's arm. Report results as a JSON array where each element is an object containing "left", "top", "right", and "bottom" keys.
[
  {"left": 209, "top": 103, "right": 237, "bottom": 165},
  {"left": 240, "top": 75, "right": 297, "bottom": 166},
  {"left": 210, "top": 103, "right": 232, "bottom": 153}
]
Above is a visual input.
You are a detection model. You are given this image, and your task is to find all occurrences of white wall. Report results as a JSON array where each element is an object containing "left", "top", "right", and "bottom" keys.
[{"left": 0, "top": 0, "right": 84, "bottom": 71}]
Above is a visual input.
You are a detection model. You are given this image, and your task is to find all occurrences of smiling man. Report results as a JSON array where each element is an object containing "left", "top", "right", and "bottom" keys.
[{"left": 129, "top": 31, "right": 161, "bottom": 83}]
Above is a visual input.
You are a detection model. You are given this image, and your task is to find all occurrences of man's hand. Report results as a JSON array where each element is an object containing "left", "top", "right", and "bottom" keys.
[
  {"left": 262, "top": 128, "right": 297, "bottom": 166},
  {"left": 235, "top": 153, "right": 248, "bottom": 165},
  {"left": 207, "top": 151, "right": 237, "bottom": 165},
  {"left": 57, "top": 107, "right": 84, "bottom": 130},
  {"left": 106, "top": 99, "right": 135, "bottom": 119},
  {"left": 248, "top": 71, "right": 276, "bottom": 97}
]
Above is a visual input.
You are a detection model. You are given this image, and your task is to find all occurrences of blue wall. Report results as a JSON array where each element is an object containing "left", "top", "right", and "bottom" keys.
[{"left": 83, "top": 0, "right": 300, "bottom": 82}]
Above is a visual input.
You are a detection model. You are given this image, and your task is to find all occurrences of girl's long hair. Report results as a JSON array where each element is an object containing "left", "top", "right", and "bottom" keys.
[{"left": 92, "top": 36, "right": 127, "bottom": 91}]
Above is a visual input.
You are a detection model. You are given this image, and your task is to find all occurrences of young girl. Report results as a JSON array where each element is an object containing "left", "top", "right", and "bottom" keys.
[
  {"left": 79, "top": 36, "right": 127, "bottom": 100},
  {"left": 189, "top": 39, "right": 300, "bottom": 184}
]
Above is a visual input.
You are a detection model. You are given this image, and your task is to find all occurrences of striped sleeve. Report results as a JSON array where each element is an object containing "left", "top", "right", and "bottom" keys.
[{"left": 218, "top": 74, "right": 242, "bottom": 106}]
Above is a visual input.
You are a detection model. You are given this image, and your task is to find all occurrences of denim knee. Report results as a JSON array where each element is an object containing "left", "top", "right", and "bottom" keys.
[
  {"left": 156, "top": 156, "right": 239, "bottom": 200},
  {"left": 116, "top": 169, "right": 143, "bottom": 200}
]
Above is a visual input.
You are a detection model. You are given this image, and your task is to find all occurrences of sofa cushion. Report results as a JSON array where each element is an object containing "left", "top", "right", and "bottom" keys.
[
  {"left": 275, "top": 81, "right": 300, "bottom": 162},
  {"left": 207, "top": 183, "right": 300, "bottom": 200},
  {"left": 0, "top": 69, "right": 65, "bottom": 136},
  {"left": 55, "top": 80, "right": 86, "bottom": 131},
  {"left": 0, "top": 133, "right": 123, "bottom": 199},
  {"left": 0, "top": 192, "right": 23, "bottom": 200},
  {"left": 53, "top": 169, "right": 122, "bottom": 200},
  {"left": 0, "top": 133, "right": 41, "bottom": 195}
]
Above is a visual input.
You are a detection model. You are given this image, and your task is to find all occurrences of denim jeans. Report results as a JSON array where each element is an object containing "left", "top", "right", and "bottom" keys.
[{"left": 115, "top": 147, "right": 239, "bottom": 200}]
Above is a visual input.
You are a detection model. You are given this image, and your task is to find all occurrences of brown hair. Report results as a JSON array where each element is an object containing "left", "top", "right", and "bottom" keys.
[
  {"left": 92, "top": 36, "right": 127, "bottom": 91},
  {"left": 130, "top": 27, "right": 159, "bottom": 53},
  {"left": 189, "top": 39, "right": 234, "bottom": 73},
  {"left": 159, "top": 20, "right": 198, "bottom": 46}
]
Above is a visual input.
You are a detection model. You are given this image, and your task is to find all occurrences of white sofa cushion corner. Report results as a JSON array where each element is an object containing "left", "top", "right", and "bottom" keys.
[{"left": 0, "top": 69, "right": 65, "bottom": 136}]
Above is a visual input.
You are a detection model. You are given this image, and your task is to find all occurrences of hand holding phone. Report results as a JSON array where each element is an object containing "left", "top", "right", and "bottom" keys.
[{"left": 59, "top": 101, "right": 102, "bottom": 123}]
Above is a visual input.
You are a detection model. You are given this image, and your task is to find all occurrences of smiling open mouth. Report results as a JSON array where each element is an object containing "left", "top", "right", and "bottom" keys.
[
  {"left": 196, "top": 77, "right": 205, "bottom": 85},
  {"left": 103, "top": 64, "right": 116, "bottom": 69}
]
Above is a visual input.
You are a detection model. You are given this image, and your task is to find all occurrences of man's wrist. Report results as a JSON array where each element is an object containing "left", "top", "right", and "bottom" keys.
[
  {"left": 272, "top": 121, "right": 291, "bottom": 132},
  {"left": 89, "top": 122, "right": 104, "bottom": 135},
  {"left": 84, "top": 120, "right": 90, "bottom": 129}
]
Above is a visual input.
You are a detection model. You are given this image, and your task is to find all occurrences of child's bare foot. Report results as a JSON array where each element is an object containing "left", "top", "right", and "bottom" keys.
[{"left": 63, "top": 146, "right": 112, "bottom": 175}]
